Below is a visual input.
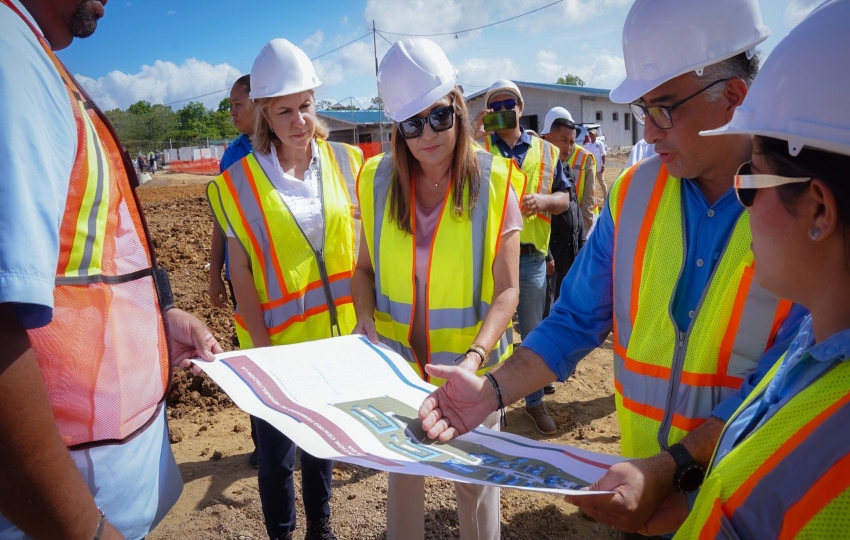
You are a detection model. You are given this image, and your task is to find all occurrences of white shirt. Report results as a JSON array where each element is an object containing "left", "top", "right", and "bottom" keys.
[
  {"left": 228, "top": 139, "right": 325, "bottom": 251},
  {"left": 584, "top": 140, "right": 606, "bottom": 171},
  {"left": 626, "top": 139, "right": 656, "bottom": 167}
]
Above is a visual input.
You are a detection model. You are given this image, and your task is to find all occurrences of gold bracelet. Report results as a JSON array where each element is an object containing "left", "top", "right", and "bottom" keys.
[{"left": 467, "top": 344, "right": 488, "bottom": 368}]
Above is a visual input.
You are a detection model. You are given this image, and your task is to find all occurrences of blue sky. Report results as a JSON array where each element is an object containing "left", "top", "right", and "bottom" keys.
[{"left": 56, "top": 0, "right": 819, "bottom": 112}]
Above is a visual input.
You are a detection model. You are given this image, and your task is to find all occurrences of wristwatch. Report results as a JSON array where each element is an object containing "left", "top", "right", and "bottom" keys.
[{"left": 666, "top": 443, "right": 705, "bottom": 493}]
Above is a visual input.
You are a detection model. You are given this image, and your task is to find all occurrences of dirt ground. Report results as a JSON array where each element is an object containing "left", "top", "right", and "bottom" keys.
[{"left": 141, "top": 155, "right": 628, "bottom": 540}]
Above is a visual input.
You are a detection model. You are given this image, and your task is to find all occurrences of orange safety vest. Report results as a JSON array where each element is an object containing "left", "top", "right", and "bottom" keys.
[
  {"left": 5, "top": 0, "right": 172, "bottom": 449},
  {"left": 565, "top": 144, "right": 595, "bottom": 207}
]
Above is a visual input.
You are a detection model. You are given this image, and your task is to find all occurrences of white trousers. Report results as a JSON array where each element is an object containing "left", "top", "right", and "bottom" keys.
[{"left": 386, "top": 411, "right": 501, "bottom": 540}]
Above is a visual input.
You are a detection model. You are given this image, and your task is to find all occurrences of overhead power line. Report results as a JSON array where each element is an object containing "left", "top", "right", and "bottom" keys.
[{"left": 376, "top": 0, "right": 563, "bottom": 37}]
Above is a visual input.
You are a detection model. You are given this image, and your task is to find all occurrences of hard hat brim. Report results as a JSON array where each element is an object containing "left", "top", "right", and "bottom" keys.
[
  {"left": 249, "top": 79, "right": 322, "bottom": 101},
  {"left": 701, "top": 123, "right": 850, "bottom": 158},
  {"left": 386, "top": 79, "right": 457, "bottom": 122}
]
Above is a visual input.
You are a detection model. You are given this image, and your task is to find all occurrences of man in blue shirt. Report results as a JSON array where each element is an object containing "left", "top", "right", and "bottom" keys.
[
  {"left": 420, "top": 0, "right": 807, "bottom": 536},
  {"left": 480, "top": 79, "right": 572, "bottom": 435}
]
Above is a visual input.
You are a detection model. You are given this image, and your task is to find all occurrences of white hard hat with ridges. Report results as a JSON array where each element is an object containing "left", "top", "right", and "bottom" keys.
[
  {"left": 701, "top": 0, "right": 850, "bottom": 157},
  {"left": 250, "top": 38, "right": 322, "bottom": 100},
  {"left": 377, "top": 38, "right": 458, "bottom": 122},
  {"left": 609, "top": 0, "right": 769, "bottom": 104},
  {"left": 484, "top": 79, "right": 523, "bottom": 108},
  {"left": 541, "top": 107, "right": 574, "bottom": 135}
]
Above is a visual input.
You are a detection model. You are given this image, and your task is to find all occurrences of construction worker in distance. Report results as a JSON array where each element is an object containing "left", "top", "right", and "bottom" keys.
[
  {"left": 418, "top": 1, "right": 809, "bottom": 538},
  {"left": 207, "top": 38, "right": 362, "bottom": 540},
  {"left": 479, "top": 79, "right": 572, "bottom": 435},
  {"left": 541, "top": 106, "right": 598, "bottom": 236},
  {"left": 353, "top": 37, "right": 521, "bottom": 540},
  {"left": 0, "top": 0, "right": 222, "bottom": 538},
  {"left": 591, "top": 1, "right": 850, "bottom": 536}
]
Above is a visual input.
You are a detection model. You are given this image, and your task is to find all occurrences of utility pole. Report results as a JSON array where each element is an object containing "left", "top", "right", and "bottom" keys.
[{"left": 373, "top": 20, "right": 385, "bottom": 151}]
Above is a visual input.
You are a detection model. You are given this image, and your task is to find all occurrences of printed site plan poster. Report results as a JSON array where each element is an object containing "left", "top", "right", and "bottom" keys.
[{"left": 195, "top": 335, "right": 622, "bottom": 495}]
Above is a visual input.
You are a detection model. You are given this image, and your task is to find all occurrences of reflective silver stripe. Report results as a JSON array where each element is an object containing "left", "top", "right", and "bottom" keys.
[
  {"left": 262, "top": 277, "right": 351, "bottom": 330},
  {"left": 78, "top": 112, "right": 108, "bottom": 276},
  {"left": 471, "top": 150, "right": 493, "bottom": 314},
  {"left": 539, "top": 139, "right": 555, "bottom": 194},
  {"left": 379, "top": 336, "right": 417, "bottom": 364},
  {"left": 430, "top": 327, "right": 510, "bottom": 368},
  {"left": 327, "top": 141, "right": 359, "bottom": 204},
  {"left": 727, "top": 276, "right": 782, "bottom": 379},
  {"left": 614, "top": 353, "right": 721, "bottom": 421},
  {"left": 375, "top": 297, "right": 413, "bottom": 325},
  {"left": 612, "top": 155, "right": 664, "bottom": 350},
  {"left": 226, "top": 159, "right": 285, "bottom": 302}
]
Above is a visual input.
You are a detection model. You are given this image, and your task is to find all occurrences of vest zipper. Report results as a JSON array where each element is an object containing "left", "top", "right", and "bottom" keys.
[{"left": 315, "top": 248, "right": 341, "bottom": 336}]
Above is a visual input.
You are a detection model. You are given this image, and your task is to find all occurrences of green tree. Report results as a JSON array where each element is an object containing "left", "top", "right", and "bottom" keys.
[
  {"left": 368, "top": 96, "right": 383, "bottom": 110},
  {"left": 555, "top": 74, "right": 586, "bottom": 86},
  {"left": 127, "top": 100, "right": 153, "bottom": 116},
  {"left": 217, "top": 97, "right": 231, "bottom": 113},
  {"left": 316, "top": 99, "right": 332, "bottom": 110}
]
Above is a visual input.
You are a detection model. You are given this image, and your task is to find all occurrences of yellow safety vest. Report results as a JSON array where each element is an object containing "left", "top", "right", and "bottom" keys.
[
  {"left": 207, "top": 139, "right": 361, "bottom": 347},
  {"left": 675, "top": 354, "right": 850, "bottom": 539},
  {"left": 358, "top": 149, "right": 518, "bottom": 385},
  {"left": 609, "top": 155, "right": 793, "bottom": 458},
  {"left": 484, "top": 134, "right": 558, "bottom": 253},
  {"left": 565, "top": 144, "right": 596, "bottom": 208}
]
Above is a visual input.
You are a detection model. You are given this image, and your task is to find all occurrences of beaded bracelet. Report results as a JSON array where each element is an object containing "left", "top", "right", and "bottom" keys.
[{"left": 484, "top": 372, "right": 507, "bottom": 428}]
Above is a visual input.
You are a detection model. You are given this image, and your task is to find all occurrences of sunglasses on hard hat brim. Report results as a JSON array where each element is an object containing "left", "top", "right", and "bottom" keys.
[
  {"left": 398, "top": 105, "right": 455, "bottom": 140},
  {"left": 734, "top": 161, "right": 812, "bottom": 207}
]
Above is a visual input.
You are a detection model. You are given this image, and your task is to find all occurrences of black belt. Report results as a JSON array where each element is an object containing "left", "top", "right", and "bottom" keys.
[{"left": 520, "top": 244, "right": 539, "bottom": 256}]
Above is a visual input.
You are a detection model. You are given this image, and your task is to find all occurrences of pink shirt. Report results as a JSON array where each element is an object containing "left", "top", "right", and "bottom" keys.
[{"left": 408, "top": 186, "right": 522, "bottom": 364}]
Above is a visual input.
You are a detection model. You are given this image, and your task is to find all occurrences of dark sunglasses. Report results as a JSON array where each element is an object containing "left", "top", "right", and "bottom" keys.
[
  {"left": 489, "top": 98, "right": 517, "bottom": 112},
  {"left": 630, "top": 78, "right": 729, "bottom": 130},
  {"left": 734, "top": 161, "right": 811, "bottom": 207},
  {"left": 398, "top": 105, "right": 455, "bottom": 140}
]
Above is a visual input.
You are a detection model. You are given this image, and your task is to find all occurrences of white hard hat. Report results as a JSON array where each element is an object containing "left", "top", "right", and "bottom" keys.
[
  {"left": 609, "top": 0, "right": 769, "bottom": 104},
  {"left": 484, "top": 79, "right": 523, "bottom": 107},
  {"left": 702, "top": 0, "right": 850, "bottom": 157},
  {"left": 377, "top": 38, "right": 457, "bottom": 122},
  {"left": 250, "top": 39, "right": 321, "bottom": 100},
  {"left": 541, "top": 107, "right": 574, "bottom": 135}
]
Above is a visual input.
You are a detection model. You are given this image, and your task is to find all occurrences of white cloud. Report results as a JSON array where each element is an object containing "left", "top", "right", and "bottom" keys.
[
  {"left": 570, "top": 53, "right": 626, "bottom": 89},
  {"left": 340, "top": 16, "right": 350, "bottom": 27},
  {"left": 312, "top": 39, "right": 376, "bottom": 88},
  {"left": 75, "top": 58, "right": 243, "bottom": 110},
  {"left": 456, "top": 57, "right": 519, "bottom": 88},
  {"left": 535, "top": 50, "right": 564, "bottom": 83},
  {"left": 301, "top": 30, "right": 324, "bottom": 55},
  {"left": 784, "top": 0, "right": 821, "bottom": 27}
]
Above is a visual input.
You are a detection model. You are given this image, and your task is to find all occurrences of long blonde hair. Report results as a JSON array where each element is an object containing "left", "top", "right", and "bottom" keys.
[
  {"left": 389, "top": 87, "right": 481, "bottom": 234},
  {"left": 251, "top": 89, "right": 329, "bottom": 155}
]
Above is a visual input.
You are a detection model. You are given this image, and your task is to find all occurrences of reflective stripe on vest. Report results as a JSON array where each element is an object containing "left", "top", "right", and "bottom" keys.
[
  {"left": 357, "top": 149, "right": 515, "bottom": 384},
  {"left": 610, "top": 155, "right": 792, "bottom": 458},
  {"left": 207, "top": 139, "right": 360, "bottom": 347},
  {"left": 674, "top": 358, "right": 850, "bottom": 539},
  {"left": 5, "top": 0, "right": 172, "bottom": 449},
  {"left": 485, "top": 134, "right": 556, "bottom": 252},
  {"left": 566, "top": 144, "right": 594, "bottom": 207}
]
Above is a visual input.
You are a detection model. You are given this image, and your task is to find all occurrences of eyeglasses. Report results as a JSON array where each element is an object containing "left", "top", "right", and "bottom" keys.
[
  {"left": 489, "top": 98, "right": 517, "bottom": 112},
  {"left": 397, "top": 105, "right": 455, "bottom": 140},
  {"left": 734, "top": 161, "right": 811, "bottom": 207},
  {"left": 630, "top": 79, "right": 730, "bottom": 130}
]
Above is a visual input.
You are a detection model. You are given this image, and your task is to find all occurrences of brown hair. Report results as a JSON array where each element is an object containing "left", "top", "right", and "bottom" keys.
[
  {"left": 388, "top": 87, "right": 481, "bottom": 234},
  {"left": 251, "top": 89, "right": 329, "bottom": 155}
]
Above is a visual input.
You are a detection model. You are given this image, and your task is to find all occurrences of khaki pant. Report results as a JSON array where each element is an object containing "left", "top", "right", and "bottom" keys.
[
  {"left": 595, "top": 169, "right": 608, "bottom": 205},
  {"left": 386, "top": 411, "right": 501, "bottom": 540}
]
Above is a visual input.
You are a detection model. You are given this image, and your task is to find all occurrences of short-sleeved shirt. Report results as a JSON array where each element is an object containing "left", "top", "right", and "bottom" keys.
[
  {"left": 0, "top": 2, "right": 181, "bottom": 537},
  {"left": 584, "top": 140, "right": 606, "bottom": 172},
  {"left": 489, "top": 129, "right": 571, "bottom": 193}
]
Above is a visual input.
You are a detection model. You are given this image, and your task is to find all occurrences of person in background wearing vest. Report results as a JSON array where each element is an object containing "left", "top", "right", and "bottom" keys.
[
  {"left": 148, "top": 150, "right": 156, "bottom": 174},
  {"left": 207, "top": 39, "right": 362, "bottom": 540},
  {"left": 352, "top": 38, "right": 521, "bottom": 540},
  {"left": 542, "top": 106, "right": 598, "bottom": 235},
  {"left": 588, "top": 2, "right": 850, "bottom": 536},
  {"left": 0, "top": 0, "right": 222, "bottom": 538},
  {"left": 584, "top": 128, "right": 607, "bottom": 201},
  {"left": 478, "top": 79, "right": 572, "bottom": 435},
  {"left": 419, "top": 1, "right": 808, "bottom": 538},
  {"left": 207, "top": 74, "right": 260, "bottom": 469}
]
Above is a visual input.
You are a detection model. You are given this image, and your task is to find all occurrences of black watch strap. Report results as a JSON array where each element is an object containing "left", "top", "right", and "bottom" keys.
[{"left": 667, "top": 443, "right": 705, "bottom": 494}]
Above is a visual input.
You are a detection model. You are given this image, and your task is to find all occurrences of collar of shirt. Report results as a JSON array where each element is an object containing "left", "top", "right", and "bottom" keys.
[
  {"left": 9, "top": 0, "right": 43, "bottom": 41},
  {"left": 491, "top": 128, "right": 533, "bottom": 164},
  {"left": 267, "top": 138, "right": 319, "bottom": 185}
]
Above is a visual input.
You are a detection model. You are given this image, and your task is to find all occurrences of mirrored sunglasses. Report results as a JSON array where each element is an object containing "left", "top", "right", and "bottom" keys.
[
  {"left": 398, "top": 105, "right": 455, "bottom": 140},
  {"left": 489, "top": 98, "right": 517, "bottom": 112}
]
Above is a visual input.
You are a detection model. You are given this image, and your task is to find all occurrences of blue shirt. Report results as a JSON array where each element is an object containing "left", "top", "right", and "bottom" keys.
[
  {"left": 490, "top": 129, "right": 571, "bottom": 194},
  {"left": 523, "top": 174, "right": 807, "bottom": 422},
  {"left": 0, "top": 2, "right": 182, "bottom": 537},
  {"left": 218, "top": 134, "right": 253, "bottom": 279},
  {"left": 712, "top": 315, "right": 850, "bottom": 464}
]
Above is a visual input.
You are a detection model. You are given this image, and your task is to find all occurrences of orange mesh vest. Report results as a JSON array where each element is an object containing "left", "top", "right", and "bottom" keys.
[{"left": 5, "top": 0, "right": 173, "bottom": 449}]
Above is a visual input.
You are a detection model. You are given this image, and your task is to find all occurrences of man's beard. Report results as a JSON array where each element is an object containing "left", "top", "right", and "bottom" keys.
[{"left": 70, "top": 0, "right": 101, "bottom": 38}]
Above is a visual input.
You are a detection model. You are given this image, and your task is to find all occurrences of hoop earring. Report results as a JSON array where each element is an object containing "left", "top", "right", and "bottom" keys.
[{"left": 810, "top": 227, "right": 821, "bottom": 240}]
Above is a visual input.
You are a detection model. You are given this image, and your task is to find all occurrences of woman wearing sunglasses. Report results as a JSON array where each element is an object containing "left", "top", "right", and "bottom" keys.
[
  {"left": 633, "top": 1, "right": 850, "bottom": 537},
  {"left": 207, "top": 39, "right": 364, "bottom": 540},
  {"left": 352, "top": 38, "right": 521, "bottom": 540}
]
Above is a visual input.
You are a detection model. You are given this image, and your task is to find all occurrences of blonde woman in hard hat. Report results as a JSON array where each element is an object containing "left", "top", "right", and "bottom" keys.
[
  {"left": 207, "top": 38, "right": 364, "bottom": 540},
  {"left": 352, "top": 38, "right": 522, "bottom": 540},
  {"left": 613, "top": 1, "right": 850, "bottom": 536}
]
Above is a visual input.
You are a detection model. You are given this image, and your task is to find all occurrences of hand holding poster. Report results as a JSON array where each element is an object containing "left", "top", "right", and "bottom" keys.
[{"left": 194, "top": 335, "right": 622, "bottom": 495}]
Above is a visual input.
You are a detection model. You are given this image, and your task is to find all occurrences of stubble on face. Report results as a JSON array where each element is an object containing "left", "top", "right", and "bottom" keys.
[{"left": 69, "top": 0, "right": 103, "bottom": 38}]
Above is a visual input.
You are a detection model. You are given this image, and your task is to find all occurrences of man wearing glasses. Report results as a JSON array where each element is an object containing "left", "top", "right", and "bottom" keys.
[
  {"left": 480, "top": 79, "right": 572, "bottom": 435},
  {"left": 419, "top": 1, "right": 807, "bottom": 538}
]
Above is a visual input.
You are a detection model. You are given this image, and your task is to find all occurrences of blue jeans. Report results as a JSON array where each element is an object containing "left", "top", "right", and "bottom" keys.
[
  {"left": 517, "top": 250, "right": 547, "bottom": 408},
  {"left": 255, "top": 418, "right": 333, "bottom": 539}
]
